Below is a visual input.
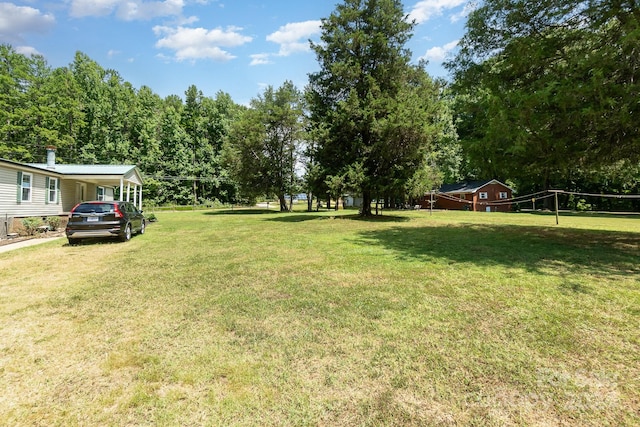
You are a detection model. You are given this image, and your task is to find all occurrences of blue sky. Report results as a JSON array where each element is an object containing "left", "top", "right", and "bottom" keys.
[{"left": 1, "top": 0, "right": 472, "bottom": 105}]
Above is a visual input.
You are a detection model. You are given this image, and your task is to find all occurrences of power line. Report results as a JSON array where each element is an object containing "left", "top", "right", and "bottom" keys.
[
  {"left": 434, "top": 189, "right": 640, "bottom": 205},
  {"left": 554, "top": 190, "right": 640, "bottom": 199}
]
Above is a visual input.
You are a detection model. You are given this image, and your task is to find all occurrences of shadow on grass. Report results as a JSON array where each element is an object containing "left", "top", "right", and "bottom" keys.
[
  {"left": 525, "top": 210, "right": 640, "bottom": 219},
  {"left": 356, "top": 223, "right": 640, "bottom": 279},
  {"left": 266, "top": 214, "right": 325, "bottom": 223},
  {"left": 204, "top": 209, "right": 276, "bottom": 215},
  {"left": 266, "top": 213, "right": 411, "bottom": 223},
  {"left": 66, "top": 237, "right": 126, "bottom": 246}
]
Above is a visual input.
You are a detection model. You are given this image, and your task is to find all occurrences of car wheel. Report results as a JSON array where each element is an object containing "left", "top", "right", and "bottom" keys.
[
  {"left": 68, "top": 238, "right": 79, "bottom": 246},
  {"left": 120, "top": 224, "right": 132, "bottom": 242},
  {"left": 139, "top": 220, "right": 145, "bottom": 235}
]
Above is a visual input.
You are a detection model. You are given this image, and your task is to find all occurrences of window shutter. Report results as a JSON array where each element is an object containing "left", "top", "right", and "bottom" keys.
[
  {"left": 16, "top": 172, "right": 22, "bottom": 204},
  {"left": 57, "top": 180, "right": 60, "bottom": 205},
  {"left": 45, "top": 177, "right": 50, "bottom": 205}
]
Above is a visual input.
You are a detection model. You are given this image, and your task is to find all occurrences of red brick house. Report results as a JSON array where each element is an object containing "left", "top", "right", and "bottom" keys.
[{"left": 423, "top": 179, "right": 514, "bottom": 212}]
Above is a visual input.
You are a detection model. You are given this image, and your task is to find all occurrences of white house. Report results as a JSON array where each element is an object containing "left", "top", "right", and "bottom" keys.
[
  {"left": 1, "top": 147, "right": 143, "bottom": 234},
  {"left": 343, "top": 195, "right": 363, "bottom": 208}
]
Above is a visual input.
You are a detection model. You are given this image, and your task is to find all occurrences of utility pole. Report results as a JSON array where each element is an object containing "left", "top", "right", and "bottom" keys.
[
  {"left": 430, "top": 191, "right": 434, "bottom": 216},
  {"left": 551, "top": 190, "right": 560, "bottom": 225}
]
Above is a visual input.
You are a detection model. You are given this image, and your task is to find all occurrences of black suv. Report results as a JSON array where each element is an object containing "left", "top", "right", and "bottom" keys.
[{"left": 66, "top": 201, "right": 145, "bottom": 245}]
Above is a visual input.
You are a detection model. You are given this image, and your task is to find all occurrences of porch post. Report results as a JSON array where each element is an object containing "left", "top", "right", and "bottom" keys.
[
  {"left": 120, "top": 178, "right": 124, "bottom": 201},
  {"left": 138, "top": 186, "right": 143, "bottom": 210},
  {"left": 126, "top": 182, "right": 131, "bottom": 202}
]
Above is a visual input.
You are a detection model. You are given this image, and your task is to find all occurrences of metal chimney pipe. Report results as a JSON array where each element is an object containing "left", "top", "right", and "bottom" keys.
[{"left": 46, "top": 146, "right": 56, "bottom": 169}]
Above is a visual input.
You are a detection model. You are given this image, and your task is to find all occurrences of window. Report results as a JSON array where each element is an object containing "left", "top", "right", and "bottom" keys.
[
  {"left": 459, "top": 194, "right": 466, "bottom": 200},
  {"left": 21, "top": 173, "right": 32, "bottom": 202},
  {"left": 73, "top": 203, "right": 114, "bottom": 214},
  {"left": 499, "top": 192, "right": 508, "bottom": 199},
  {"left": 47, "top": 177, "right": 58, "bottom": 204},
  {"left": 479, "top": 192, "right": 488, "bottom": 200},
  {"left": 97, "top": 186, "right": 105, "bottom": 201}
]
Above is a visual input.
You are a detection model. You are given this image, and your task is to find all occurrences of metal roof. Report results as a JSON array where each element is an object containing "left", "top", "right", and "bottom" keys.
[
  {"left": 439, "top": 179, "right": 512, "bottom": 194},
  {"left": 0, "top": 158, "right": 143, "bottom": 186},
  {"left": 26, "top": 163, "right": 137, "bottom": 175}
]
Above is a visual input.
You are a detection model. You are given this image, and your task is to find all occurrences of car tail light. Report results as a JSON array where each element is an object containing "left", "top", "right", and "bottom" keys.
[
  {"left": 114, "top": 205, "right": 124, "bottom": 218},
  {"left": 69, "top": 203, "right": 80, "bottom": 219}
]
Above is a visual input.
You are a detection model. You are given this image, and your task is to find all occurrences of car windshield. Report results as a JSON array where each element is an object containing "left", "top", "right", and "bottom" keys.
[{"left": 74, "top": 203, "right": 115, "bottom": 214}]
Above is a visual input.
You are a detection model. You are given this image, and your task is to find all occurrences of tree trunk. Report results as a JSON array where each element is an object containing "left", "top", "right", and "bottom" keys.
[
  {"left": 361, "top": 189, "right": 372, "bottom": 216},
  {"left": 307, "top": 192, "right": 313, "bottom": 212},
  {"left": 193, "top": 180, "right": 197, "bottom": 206},
  {"left": 278, "top": 194, "right": 288, "bottom": 211},
  {"left": 326, "top": 196, "right": 331, "bottom": 210}
]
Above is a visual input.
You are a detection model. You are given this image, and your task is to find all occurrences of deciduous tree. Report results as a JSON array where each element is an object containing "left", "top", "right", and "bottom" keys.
[
  {"left": 225, "top": 81, "right": 304, "bottom": 211},
  {"left": 449, "top": 0, "right": 640, "bottom": 189}
]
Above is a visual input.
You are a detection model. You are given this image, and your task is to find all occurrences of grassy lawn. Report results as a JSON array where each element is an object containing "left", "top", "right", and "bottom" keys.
[{"left": 1, "top": 209, "right": 638, "bottom": 426}]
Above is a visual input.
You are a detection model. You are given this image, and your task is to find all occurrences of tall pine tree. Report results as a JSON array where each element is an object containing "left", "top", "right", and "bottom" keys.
[{"left": 307, "top": 0, "right": 443, "bottom": 215}]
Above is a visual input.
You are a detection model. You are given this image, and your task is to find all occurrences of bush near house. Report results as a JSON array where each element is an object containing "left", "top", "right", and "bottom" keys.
[
  {"left": 45, "top": 216, "right": 61, "bottom": 231},
  {"left": 20, "top": 217, "right": 42, "bottom": 235}
]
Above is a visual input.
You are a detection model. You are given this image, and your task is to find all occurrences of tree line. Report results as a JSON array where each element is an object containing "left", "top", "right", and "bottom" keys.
[
  {"left": 1, "top": 0, "right": 638, "bottom": 213},
  {"left": 449, "top": 0, "right": 640, "bottom": 210}
]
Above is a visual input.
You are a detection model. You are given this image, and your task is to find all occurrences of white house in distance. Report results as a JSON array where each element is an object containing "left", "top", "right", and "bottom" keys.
[{"left": 1, "top": 147, "right": 143, "bottom": 235}]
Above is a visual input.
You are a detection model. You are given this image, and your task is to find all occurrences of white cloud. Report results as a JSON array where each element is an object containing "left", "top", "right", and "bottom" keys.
[
  {"left": 68, "top": 0, "right": 121, "bottom": 17},
  {"left": 408, "top": 0, "right": 467, "bottom": 24},
  {"left": 153, "top": 25, "right": 252, "bottom": 61},
  {"left": 176, "top": 15, "right": 199, "bottom": 25},
  {"left": 107, "top": 49, "right": 120, "bottom": 58},
  {"left": 250, "top": 53, "right": 272, "bottom": 66},
  {"left": 0, "top": 2, "right": 55, "bottom": 44},
  {"left": 251, "top": 20, "right": 320, "bottom": 67},
  {"left": 68, "top": 0, "right": 184, "bottom": 21},
  {"left": 450, "top": 1, "right": 477, "bottom": 22},
  {"left": 266, "top": 20, "right": 320, "bottom": 56},
  {"left": 118, "top": 0, "right": 184, "bottom": 20},
  {"left": 15, "top": 45, "right": 42, "bottom": 56},
  {"left": 419, "top": 39, "right": 458, "bottom": 63}
]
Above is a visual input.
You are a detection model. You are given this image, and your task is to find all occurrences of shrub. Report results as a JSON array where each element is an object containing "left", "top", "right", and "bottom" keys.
[
  {"left": 576, "top": 198, "right": 592, "bottom": 212},
  {"left": 21, "top": 217, "right": 42, "bottom": 235},
  {"left": 46, "top": 216, "right": 61, "bottom": 230},
  {"left": 199, "top": 198, "right": 224, "bottom": 208}
]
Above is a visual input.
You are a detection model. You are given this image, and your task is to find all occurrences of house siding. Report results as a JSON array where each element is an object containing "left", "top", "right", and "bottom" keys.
[
  {"left": 60, "top": 179, "right": 77, "bottom": 212},
  {"left": 432, "top": 193, "right": 471, "bottom": 211},
  {"left": 422, "top": 180, "right": 513, "bottom": 212},
  {"left": 472, "top": 183, "right": 512, "bottom": 212},
  {"left": 0, "top": 164, "right": 63, "bottom": 218}
]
